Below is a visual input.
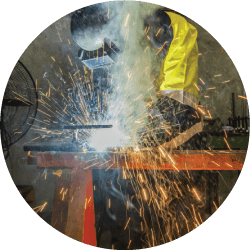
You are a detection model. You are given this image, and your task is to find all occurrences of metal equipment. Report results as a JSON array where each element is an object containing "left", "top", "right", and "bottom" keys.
[
  {"left": 1, "top": 61, "right": 38, "bottom": 155},
  {"left": 228, "top": 116, "right": 249, "bottom": 133},
  {"left": 78, "top": 38, "right": 120, "bottom": 69},
  {"left": 71, "top": 3, "right": 120, "bottom": 69},
  {"left": 24, "top": 141, "right": 246, "bottom": 247}
]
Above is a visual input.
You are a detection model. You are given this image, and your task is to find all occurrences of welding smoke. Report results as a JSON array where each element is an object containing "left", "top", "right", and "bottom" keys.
[
  {"left": 108, "top": 2, "right": 161, "bottom": 147},
  {"left": 87, "top": 2, "right": 162, "bottom": 149}
]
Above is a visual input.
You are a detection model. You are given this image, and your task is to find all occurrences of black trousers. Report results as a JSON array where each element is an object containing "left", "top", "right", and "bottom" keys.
[
  {"left": 156, "top": 96, "right": 200, "bottom": 132},
  {"left": 156, "top": 96, "right": 207, "bottom": 150}
]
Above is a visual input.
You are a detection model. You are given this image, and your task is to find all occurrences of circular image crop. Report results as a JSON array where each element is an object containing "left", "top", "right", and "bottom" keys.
[{"left": 1, "top": 1, "right": 249, "bottom": 249}]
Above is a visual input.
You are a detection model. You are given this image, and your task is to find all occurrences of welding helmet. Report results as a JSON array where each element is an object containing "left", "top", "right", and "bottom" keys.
[{"left": 145, "top": 9, "right": 173, "bottom": 49}]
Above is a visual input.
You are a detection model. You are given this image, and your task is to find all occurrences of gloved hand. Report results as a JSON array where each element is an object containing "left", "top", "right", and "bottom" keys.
[{"left": 138, "top": 106, "right": 171, "bottom": 147}]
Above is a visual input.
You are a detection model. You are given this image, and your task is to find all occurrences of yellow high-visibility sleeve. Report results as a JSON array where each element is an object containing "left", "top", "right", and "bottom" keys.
[{"left": 157, "top": 12, "right": 200, "bottom": 104}]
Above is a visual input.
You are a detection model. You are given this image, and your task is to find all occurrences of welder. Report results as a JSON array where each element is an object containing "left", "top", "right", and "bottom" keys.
[{"left": 143, "top": 9, "right": 204, "bottom": 149}]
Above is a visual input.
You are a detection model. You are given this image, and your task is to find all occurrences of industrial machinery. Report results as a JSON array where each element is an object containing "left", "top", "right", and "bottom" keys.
[
  {"left": 203, "top": 92, "right": 249, "bottom": 151},
  {"left": 1, "top": 61, "right": 38, "bottom": 158},
  {"left": 71, "top": 3, "right": 121, "bottom": 70}
]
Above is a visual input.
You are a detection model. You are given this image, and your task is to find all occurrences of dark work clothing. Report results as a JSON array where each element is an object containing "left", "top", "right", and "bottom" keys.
[
  {"left": 139, "top": 96, "right": 206, "bottom": 150},
  {"left": 157, "top": 96, "right": 200, "bottom": 132}
]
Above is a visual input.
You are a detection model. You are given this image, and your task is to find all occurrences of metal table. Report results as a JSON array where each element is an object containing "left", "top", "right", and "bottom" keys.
[{"left": 24, "top": 141, "right": 246, "bottom": 245}]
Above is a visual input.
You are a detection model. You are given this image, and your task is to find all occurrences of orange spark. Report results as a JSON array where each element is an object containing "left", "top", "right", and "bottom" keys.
[
  {"left": 142, "top": 188, "right": 148, "bottom": 201},
  {"left": 60, "top": 188, "right": 64, "bottom": 194},
  {"left": 224, "top": 138, "right": 232, "bottom": 150},
  {"left": 194, "top": 84, "right": 200, "bottom": 91},
  {"left": 172, "top": 164, "right": 180, "bottom": 172},
  {"left": 156, "top": 41, "right": 168, "bottom": 55},
  {"left": 156, "top": 28, "right": 161, "bottom": 36},
  {"left": 159, "top": 147, "right": 165, "bottom": 157},
  {"left": 199, "top": 78, "right": 205, "bottom": 85},
  {"left": 213, "top": 201, "right": 218, "bottom": 210},
  {"left": 30, "top": 136, "right": 40, "bottom": 142},
  {"left": 193, "top": 188, "right": 201, "bottom": 201},
  {"left": 167, "top": 154, "right": 175, "bottom": 165},
  {"left": 144, "top": 46, "right": 149, "bottom": 53},
  {"left": 68, "top": 55, "right": 73, "bottom": 66},
  {"left": 124, "top": 14, "right": 130, "bottom": 27},
  {"left": 154, "top": 199, "right": 160, "bottom": 209},
  {"left": 165, "top": 129, "right": 172, "bottom": 136},
  {"left": 238, "top": 95, "right": 247, "bottom": 100},
  {"left": 139, "top": 173, "right": 144, "bottom": 183},
  {"left": 224, "top": 130, "right": 228, "bottom": 138},
  {"left": 59, "top": 68, "right": 63, "bottom": 75},
  {"left": 33, "top": 202, "right": 48, "bottom": 213},
  {"left": 84, "top": 198, "right": 88, "bottom": 209},
  {"left": 39, "top": 202, "right": 48, "bottom": 212},
  {"left": 208, "top": 110, "right": 212, "bottom": 119},
  {"left": 37, "top": 109, "right": 51, "bottom": 117},
  {"left": 197, "top": 107, "right": 206, "bottom": 115},
  {"left": 204, "top": 150, "right": 214, "bottom": 155},
  {"left": 124, "top": 217, "right": 131, "bottom": 230},
  {"left": 55, "top": 25, "right": 62, "bottom": 42},
  {"left": 123, "top": 169, "right": 127, "bottom": 179},
  {"left": 225, "top": 162, "right": 233, "bottom": 168},
  {"left": 127, "top": 240, "right": 132, "bottom": 249},
  {"left": 160, "top": 187, "right": 167, "bottom": 199},
  {"left": 212, "top": 161, "right": 220, "bottom": 167},
  {"left": 174, "top": 182, "right": 182, "bottom": 196}
]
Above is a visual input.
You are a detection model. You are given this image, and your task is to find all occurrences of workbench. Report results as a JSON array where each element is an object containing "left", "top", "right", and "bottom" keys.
[{"left": 24, "top": 141, "right": 246, "bottom": 246}]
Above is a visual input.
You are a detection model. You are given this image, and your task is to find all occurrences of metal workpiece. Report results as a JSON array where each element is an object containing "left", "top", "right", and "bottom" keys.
[{"left": 78, "top": 38, "right": 120, "bottom": 69}]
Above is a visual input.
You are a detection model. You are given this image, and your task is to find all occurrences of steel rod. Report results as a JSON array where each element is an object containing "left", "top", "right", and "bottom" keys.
[{"left": 64, "top": 125, "right": 113, "bottom": 129}]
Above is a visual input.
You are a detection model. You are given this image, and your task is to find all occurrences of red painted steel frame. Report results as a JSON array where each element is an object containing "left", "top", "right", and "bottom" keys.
[
  {"left": 36, "top": 150, "right": 246, "bottom": 246},
  {"left": 37, "top": 150, "right": 245, "bottom": 170}
]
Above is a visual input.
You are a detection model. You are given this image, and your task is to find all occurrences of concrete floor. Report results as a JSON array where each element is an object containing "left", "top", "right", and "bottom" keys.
[{"left": 2, "top": 1, "right": 248, "bottom": 248}]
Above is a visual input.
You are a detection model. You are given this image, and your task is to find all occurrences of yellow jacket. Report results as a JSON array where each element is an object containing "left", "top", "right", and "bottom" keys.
[{"left": 157, "top": 12, "right": 199, "bottom": 106}]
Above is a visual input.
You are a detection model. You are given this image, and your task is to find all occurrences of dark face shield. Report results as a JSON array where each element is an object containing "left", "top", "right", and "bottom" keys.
[
  {"left": 150, "top": 23, "right": 172, "bottom": 48},
  {"left": 144, "top": 10, "right": 173, "bottom": 49}
]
